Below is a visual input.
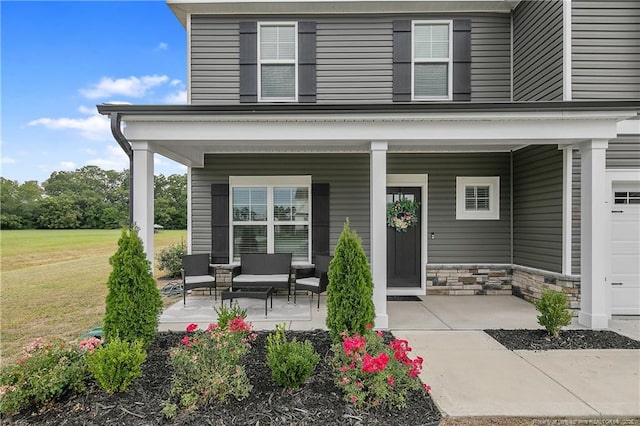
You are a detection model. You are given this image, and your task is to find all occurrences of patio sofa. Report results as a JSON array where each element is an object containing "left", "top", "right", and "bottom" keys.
[{"left": 231, "top": 253, "right": 293, "bottom": 301}]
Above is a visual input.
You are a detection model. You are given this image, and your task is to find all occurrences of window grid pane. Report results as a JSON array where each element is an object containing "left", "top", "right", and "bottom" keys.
[
  {"left": 233, "top": 188, "right": 267, "bottom": 221},
  {"left": 233, "top": 225, "right": 268, "bottom": 261},
  {"left": 260, "top": 25, "right": 295, "bottom": 60},
  {"left": 261, "top": 64, "right": 295, "bottom": 98},
  {"left": 465, "top": 185, "right": 491, "bottom": 211},
  {"left": 275, "top": 225, "right": 309, "bottom": 262},
  {"left": 414, "top": 24, "right": 449, "bottom": 59},
  {"left": 274, "top": 187, "right": 309, "bottom": 222},
  {"left": 414, "top": 63, "right": 448, "bottom": 97}
]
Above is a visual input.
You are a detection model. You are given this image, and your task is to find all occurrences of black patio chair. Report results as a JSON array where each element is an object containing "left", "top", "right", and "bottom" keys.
[
  {"left": 182, "top": 253, "right": 217, "bottom": 304},
  {"left": 294, "top": 255, "right": 331, "bottom": 310}
]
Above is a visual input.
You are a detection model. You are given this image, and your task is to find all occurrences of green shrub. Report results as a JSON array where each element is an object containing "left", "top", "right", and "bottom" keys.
[
  {"left": 85, "top": 336, "right": 146, "bottom": 394},
  {"left": 331, "top": 327, "right": 430, "bottom": 410},
  {"left": 166, "top": 319, "right": 256, "bottom": 413},
  {"left": 326, "top": 219, "right": 375, "bottom": 342},
  {"left": 0, "top": 338, "right": 86, "bottom": 416},
  {"left": 103, "top": 227, "right": 163, "bottom": 349},
  {"left": 214, "top": 303, "right": 247, "bottom": 329},
  {"left": 157, "top": 240, "right": 186, "bottom": 278},
  {"left": 266, "top": 324, "right": 319, "bottom": 389},
  {"left": 535, "top": 289, "right": 573, "bottom": 337}
]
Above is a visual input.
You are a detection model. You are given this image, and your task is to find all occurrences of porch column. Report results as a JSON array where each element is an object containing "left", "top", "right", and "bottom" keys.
[
  {"left": 578, "top": 139, "right": 609, "bottom": 329},
  {"left": 132, "top": 142, "right": 155, "bottom": 268},
  {"left": 370, "top": 141, "right": 389, "bottom": 329}
]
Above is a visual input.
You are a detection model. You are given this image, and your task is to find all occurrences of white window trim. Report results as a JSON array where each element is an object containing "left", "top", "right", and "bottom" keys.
[
  {"left": 257, "top": 21, "right": 298, "bottom": 103},
  {"left": 229, "top": 175, "right": 311, "bottom": 263},
  {"left": 456, "top": 177, "right": 500, "bottom": 220},
  {"left": 411, "top": 20, "right": 453, "bottom": 101}
]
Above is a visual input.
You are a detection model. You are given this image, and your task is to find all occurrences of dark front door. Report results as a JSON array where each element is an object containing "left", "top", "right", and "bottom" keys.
[{"left": 387, "top": 187, "right": 421, "bottom": 288}]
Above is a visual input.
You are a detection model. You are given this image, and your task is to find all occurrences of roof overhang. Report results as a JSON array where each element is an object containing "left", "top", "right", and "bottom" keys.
[
  {"left": 167, "top": 0, "right": 520, "bottom": 27},
  {"left": 97, "top": 101, "right": 639, "bottom": 167}
]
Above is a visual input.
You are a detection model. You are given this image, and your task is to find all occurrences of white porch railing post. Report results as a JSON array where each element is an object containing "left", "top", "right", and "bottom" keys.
[
  {"left": 132, "top": 142, "right": 155, "bottom": 269},
  {"left": 578, "top": 139, "right": 609, "bottom": 329},
  {"left": 370, "top": 141, "right": 388, "bottom": 329}
]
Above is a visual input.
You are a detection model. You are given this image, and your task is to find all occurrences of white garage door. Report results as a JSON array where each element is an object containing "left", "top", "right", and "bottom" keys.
[{"left": 611, "top": 183, "right": 640, "bottom": 315}]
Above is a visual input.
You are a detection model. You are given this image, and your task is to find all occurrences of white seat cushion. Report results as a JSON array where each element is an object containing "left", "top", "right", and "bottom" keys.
[
  {"left": 234, "top": 274, "right": 289, "bottom": 283},
  {"left": 296, "top": 277, "right": 320, "bottom": 288},
  {"left": 185, "top": 275, "right": 215, "bottom": 284}
]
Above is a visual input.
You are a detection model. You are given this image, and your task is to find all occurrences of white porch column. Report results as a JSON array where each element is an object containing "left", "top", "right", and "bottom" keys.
[
  {"left": 370, "top": 141, "right": 389, "bottom": 329},
  {"left": 132, "top": 142, "right": 155, "bottom": 268},
  {"left": 562, "top": 146, "right": 573, "bottom": 275},
  {"left": 578, "top": 139, "right": 609, "bottom": 329}
]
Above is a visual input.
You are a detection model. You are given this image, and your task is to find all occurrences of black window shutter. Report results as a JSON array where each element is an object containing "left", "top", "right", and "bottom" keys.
[
  {"left": 312, "top": 183, "right": 330, "bottom": 262},
  {"left": 298, "top": 21, "right": 317, "bottom": 103},
  {"left": 211, "top": 184, "right": 230, "bottom": 263},
  {"left": 452, "top": 19, "right": 471, "bottom": 101},
  {"left": 392, "top": 20, "right": 411, "bottom": 102},
  {"left": 239, "top": 21, "right": 258, "bottom": 103}
]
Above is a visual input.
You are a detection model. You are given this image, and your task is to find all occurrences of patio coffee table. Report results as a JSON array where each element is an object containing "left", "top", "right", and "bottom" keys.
[{"left": 221, "top": 287, "right": 274, "bottom": 317}]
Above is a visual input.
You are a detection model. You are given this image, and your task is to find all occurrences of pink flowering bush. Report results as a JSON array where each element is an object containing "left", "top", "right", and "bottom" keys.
[
  {"left": 331, "top": 326, "right": 431, "bottom": 410},
  {"left": 164, "top": 318, "right": 257, "bottom": 416},
  {"left": 0, "top": 338, "right": 86, "bottom": 416}
]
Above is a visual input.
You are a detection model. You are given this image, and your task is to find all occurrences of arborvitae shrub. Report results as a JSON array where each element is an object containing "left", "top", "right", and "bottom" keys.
[
  {"left": 103, "top": 227, "right": 163, "bottom": 348},
  {"left": 86, "top": 336, "right": 146, "bottom": 394},
  {"left": 325, "top": 219, "right": 375, "bottom": 342},
  {"left": 266, "top": 324, "right": 319, "bottom": 389},
  {"left": 535, "top": 289, "right": 573, "bottom": 338}
]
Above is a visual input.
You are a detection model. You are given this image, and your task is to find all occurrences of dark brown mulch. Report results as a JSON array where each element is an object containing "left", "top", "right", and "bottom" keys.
[
  {"left": 11, "top": 330, "right": 441, "bottom": 426},
  {"left": 484, "top": 329, "right": 640, "bottom": 351}
]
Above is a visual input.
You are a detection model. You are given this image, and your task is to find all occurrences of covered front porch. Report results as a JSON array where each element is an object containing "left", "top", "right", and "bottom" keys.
[{"left": 98, "top": 101, "right": 639, "bottom": 330}]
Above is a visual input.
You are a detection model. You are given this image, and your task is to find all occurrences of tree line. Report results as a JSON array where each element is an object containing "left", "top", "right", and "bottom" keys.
[{"left": 1, "top": 166, "right": 187, "bottom": 230}]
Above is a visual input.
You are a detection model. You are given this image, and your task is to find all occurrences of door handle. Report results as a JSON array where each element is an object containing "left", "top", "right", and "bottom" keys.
[
  {"left": 611, "top": 282, "right": 624, "bottom": 286},
  {"left": 611, "top": 210, "right": 624, "bottom": 213}
]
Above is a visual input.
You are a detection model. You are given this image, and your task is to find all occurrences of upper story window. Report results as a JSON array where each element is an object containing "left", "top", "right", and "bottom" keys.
[
  {"left": 230, "top": 176, "right": 311, "bottom": 263},
  {"left": 412, "top": 21, "right": 453, "bottom": 100},
  {"left": 258, "top": 22, "right": 298, "bottom": 102},
  {"left": 456, "top": 177, "right": 500, "bottom": 220}
]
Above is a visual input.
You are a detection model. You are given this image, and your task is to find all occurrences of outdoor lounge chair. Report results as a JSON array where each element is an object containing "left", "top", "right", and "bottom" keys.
[
  {"left": 294, "top": 255, "right": 331, "bottom": 309},
  {"left": 231, "top": 253, "right": 293, "bottom": 301},
  {"left": 182, "top": 253, "right": 217, "bottom": 304}
]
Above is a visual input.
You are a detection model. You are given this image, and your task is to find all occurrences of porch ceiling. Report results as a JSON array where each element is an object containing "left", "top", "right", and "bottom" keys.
[{"left": 97, "top": 102, "right": 639, "bottom": 167}]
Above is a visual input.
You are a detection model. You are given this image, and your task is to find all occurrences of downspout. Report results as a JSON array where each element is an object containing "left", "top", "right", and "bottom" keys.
[{"left": 109, "top": 112, "right": 134, "bottom": 227}]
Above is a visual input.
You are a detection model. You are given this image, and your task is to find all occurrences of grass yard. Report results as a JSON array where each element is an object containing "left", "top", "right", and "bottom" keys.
[{"left": 0, "top": 229, "right": 186, "bottom": 366}]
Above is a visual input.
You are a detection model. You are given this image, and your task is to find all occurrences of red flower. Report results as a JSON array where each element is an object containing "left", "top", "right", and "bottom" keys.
[
  {"left": 365, "top": 323, "right": 373, "bottom": 330},
  {"left": 180, "top": 336, "right": 191, "bottom": 347},
  {"left": 342, "top": 335, "right": 366, "bottom": 357},
  {"left": 350, "top": 395, "right": 357, "bottom": 404},
  {"left": 186, "top": 323, "right": 198, "bottom": 332},
  {"left": 361, "top": 352, "right": 390, "bottom": 373},
  {"left": 388, "top": 376, "right": 394, "bottom": 386},
  {"left": 423, "top": 383, "right": 431, "bottom": 394}
]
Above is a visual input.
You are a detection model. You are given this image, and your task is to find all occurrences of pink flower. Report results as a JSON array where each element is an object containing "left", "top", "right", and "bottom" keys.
[
  {"left": 365, "top": 323, "right": 373, "bottom": 330},
  {"left": 350, "top": 395, "right": 357, "bottom": 404},
  {"left": 376, "top": 330, "right": 383, "bottom": 338},
  {"left": 388, "top": 376, "right": 394, "bottom": 386},
  {"left": 186, "top": 323, "right": 198, "bottom": 332},
  {"left": 340, "top": 365, "right": 347, "bottom": 372},
  {"left": 180, "top": 336, "right": 191, "bottom": 347},
  {"left": 356, "top": 381, "right": 363, "bottom": 388},
  {"left": 340, "top": 377, "right": 350, "bottom": 386},
  {"left": 423, "top": 383, "right": 431, "bottom": 394},
  {"left": 228, "top": 317, "right": 252, "bottom": 332},
  {"left": 342, "top": 335, "right": 366, "bottom": 357},
  {"left": 207, "top": 323, "right": 219, "bottom": 332}
]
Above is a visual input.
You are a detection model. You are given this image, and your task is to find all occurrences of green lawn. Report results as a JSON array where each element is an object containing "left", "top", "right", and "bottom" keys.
[{"left": 0, "top": 229, "right": 186, "bottom": 366}]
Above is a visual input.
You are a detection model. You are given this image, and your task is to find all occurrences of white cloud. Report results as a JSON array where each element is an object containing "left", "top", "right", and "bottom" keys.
[
  {"left": 1, "top": 156, "right": 16, "bottom": 164},
  {"left": 28, "top": 110, "right": 110, "bottom": 141},
  {"left": 170, "top": 79, "right": 182, "bottom": 86},
  {"left": 163, "top": 90, "right": 187, "bottom": 104},
  {"left": 80, "top": 75, "right": 169, "bottom": 99},
  {"left": 86, "top": 145, "right": 129, "bottom": 171},
  {"left": 155, "top": 42, "right": 168, "bottom": 51},
  {"left": 60, "top": 161, "right": 76, "bottom": 170},
  {"left": 82, "top": 148, "right": 97, "bottom": 155}
]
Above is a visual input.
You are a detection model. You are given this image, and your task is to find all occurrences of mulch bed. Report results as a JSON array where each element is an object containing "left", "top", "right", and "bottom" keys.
[
  {"left": 484, "top": 329, "right": 640, "bottom": 351},
  {"left": 11, "top": 330, "right": 441, "bottom": 426}
]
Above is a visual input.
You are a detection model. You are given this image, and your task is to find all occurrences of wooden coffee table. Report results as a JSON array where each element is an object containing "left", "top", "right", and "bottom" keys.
[{"left": 221, "top": 287, "right": 274, "bottom": 317}]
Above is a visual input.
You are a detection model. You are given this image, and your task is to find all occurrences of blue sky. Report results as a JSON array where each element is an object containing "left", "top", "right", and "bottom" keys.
[{"left": 1, "top": 1, "right": 188, "bottom": 183}]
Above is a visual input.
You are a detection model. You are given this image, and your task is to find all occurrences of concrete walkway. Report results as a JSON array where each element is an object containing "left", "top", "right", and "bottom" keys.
[{"left": 161, "top": 294, "right": 640, "bottom": 419}]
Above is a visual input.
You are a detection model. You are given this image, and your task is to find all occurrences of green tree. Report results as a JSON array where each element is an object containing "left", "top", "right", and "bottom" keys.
[
  {"left": 103, "top": 227, "right": 163, "bottom": 348},
  {"left": 154, "top": 173, "right": 187, "bottom": 229},
  {"left": 35, "top": 196, "right": 81, "bottom": 229},
  {"left": 325, "top": 219, "right": 375, "bottom": 342},
  {"left": 0, "top": 178, "right": 43, "bottom": 229}
]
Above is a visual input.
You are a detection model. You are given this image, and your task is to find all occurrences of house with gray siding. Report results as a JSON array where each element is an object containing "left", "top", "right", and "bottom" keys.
[{"left": 98, "top": 0, "right": 640, "bottom": 330}]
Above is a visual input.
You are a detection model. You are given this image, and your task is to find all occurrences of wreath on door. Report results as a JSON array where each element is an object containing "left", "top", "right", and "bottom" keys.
[{"left": 387, "top": 199, "right": 420, "bottom": 232}]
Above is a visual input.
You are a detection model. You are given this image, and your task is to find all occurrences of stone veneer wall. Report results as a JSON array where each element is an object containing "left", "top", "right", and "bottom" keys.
[
  {"left": 511, "top": 266, "right": 581, "bottom": 313},
  {"left": 426, "top": 265, "right": 513, "bottom": 295}
]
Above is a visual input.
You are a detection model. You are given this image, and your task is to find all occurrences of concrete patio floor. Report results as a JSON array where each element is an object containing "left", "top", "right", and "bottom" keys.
[{"left": 160, "top": 294, "right": 640, "bottom": 419}]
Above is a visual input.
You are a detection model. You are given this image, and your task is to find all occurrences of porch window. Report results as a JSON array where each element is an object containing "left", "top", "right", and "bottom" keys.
[
  {"left": 258, "top": 22, "right": 297, "bottom": 101},
  {"left": 230, "top": 176, "right": 310, "bottom": 262},
  {"left": 412, "top": 21, "right": 452, "bottom": 100},
  {"left": 456, "top": 177, "right": 500, "bottom": 220}
]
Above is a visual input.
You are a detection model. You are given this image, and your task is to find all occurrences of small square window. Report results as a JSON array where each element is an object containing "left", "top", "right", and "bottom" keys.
[{"left": 456, "top": 177, "right": 500, "bottom": 220}]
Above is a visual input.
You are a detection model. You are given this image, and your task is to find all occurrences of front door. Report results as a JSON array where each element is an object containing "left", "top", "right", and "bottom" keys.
[{"left": 387, "top": 187, "right": 421, "bottom": 288}]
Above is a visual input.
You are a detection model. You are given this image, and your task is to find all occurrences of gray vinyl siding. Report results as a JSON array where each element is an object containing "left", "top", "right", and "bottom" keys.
[
  {"left": 387, "top": 153, "right": 511, "bottom": 263},
  {"left": 190, "top": 14, "right": 511, "bottom": 103},
  {"left": 512, "top": 0, "right": 564, "bottom": 101},
  {"left": 471, "top": 14, "right": 512, "bottom": 101},
  {"left": 190, "top": 154, "right": 370, "bottom": 258},
  {"left": 191, "top": 17, "right": 239, "bottom": 104},
  {"left": 513, "top": 145, "right": 563, "bottom": 273},
  {"left": 572, "top": 1, "right": 640, "bottom": 100},
  {"left": 571, "top": 135, "right": 640, "bottom": 274}
]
